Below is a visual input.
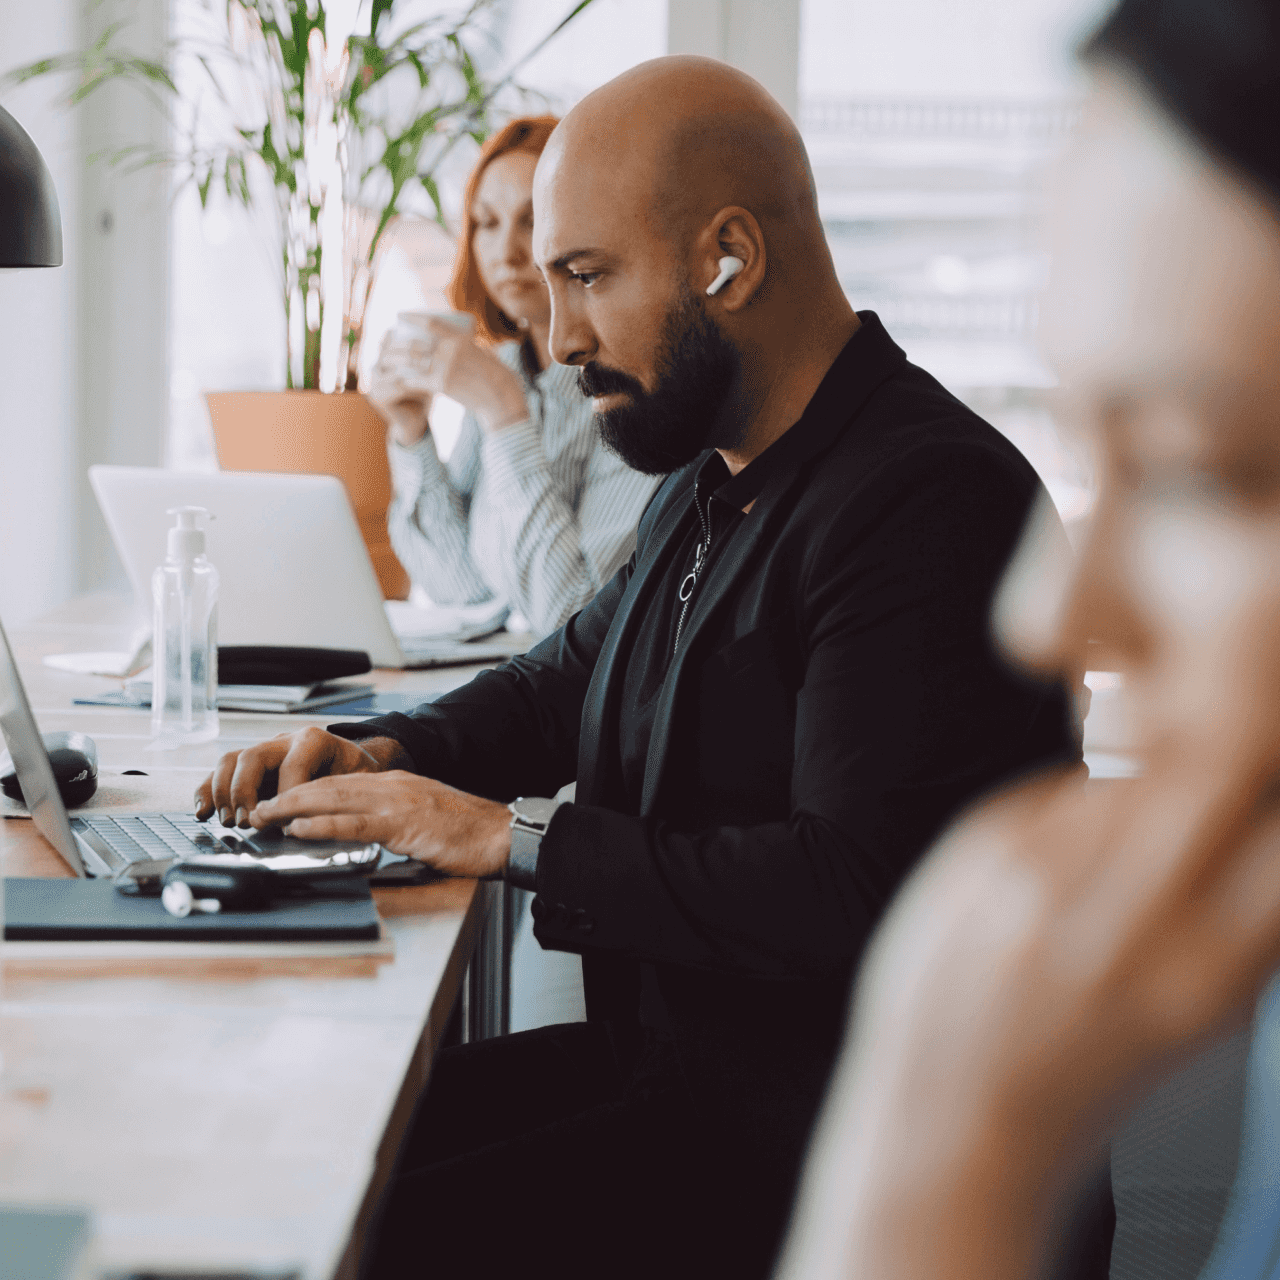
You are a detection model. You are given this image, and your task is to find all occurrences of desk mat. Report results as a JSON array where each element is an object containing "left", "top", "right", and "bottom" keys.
[{"left": 3, "top": 878, "right": 381, "bottom": 943}]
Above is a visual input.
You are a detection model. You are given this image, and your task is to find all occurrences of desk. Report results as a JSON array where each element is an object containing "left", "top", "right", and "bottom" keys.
[{"left": 1, "top": 594, "right": 508, "bottom": 1279}]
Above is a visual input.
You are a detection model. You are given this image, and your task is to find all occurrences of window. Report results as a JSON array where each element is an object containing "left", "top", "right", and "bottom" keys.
[
  {"left": 799, "top": 0, "right": 1112, "bottom": 521},
  {"left": 167, "top": 0, "right": 666, "bottom": 469}
]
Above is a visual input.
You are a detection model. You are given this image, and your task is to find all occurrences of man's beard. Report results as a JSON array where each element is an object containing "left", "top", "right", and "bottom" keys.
[{"left": 577, "top": 289, "right": 742, "bottom": 476}]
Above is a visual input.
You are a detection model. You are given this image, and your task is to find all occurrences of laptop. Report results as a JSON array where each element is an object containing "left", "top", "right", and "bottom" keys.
[
  {"left": 0, "top": 612, "right": 421, "bottom": 880},
  {"left": 89, "top": 466, "right": 525, "bottom": 670}
]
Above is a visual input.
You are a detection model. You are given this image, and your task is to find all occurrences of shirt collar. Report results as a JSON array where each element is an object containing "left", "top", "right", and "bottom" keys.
[{"left": 694, "top": 445, "right": 765, "bottom": 514}]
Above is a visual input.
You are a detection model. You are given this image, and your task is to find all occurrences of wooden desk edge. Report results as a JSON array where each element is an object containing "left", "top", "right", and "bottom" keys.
[{"left": 332, "top": 880, "right": 496, "bottom": 1280}]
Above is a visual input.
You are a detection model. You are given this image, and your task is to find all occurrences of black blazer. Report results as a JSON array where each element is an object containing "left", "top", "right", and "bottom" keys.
[{"left": 338, "top": 314, "right": 1078, "bottom": 1195}]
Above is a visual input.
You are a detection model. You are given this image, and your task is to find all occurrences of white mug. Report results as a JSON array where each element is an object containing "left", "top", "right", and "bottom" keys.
[{"left": 390, "top": 310, "right": 476, "bottom": 350}]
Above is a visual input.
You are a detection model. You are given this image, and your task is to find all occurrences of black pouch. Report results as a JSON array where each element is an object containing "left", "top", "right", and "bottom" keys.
[{"left": 217, "top": 645, "right": 371, "bottom": 685}]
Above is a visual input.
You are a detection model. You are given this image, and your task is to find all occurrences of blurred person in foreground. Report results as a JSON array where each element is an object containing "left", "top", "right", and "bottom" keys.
[
  {"left": 197, "top": 58, "right": 1090, "bottom": 1279},
  {"left": 775, "top": 1, "right": 1280, "bottom": 1277},
  {"left": 367, "top": 114, "right": 659, "bottom": 636}
]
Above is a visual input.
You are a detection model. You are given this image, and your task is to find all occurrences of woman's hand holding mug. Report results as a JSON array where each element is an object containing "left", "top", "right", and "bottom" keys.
[{"left": 368, "top": 311, "right": 529, "bottom": 445}]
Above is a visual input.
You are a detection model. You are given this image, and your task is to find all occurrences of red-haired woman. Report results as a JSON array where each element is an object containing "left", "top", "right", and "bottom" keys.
[{"left": 368, "top": 115, "right": 659, "bottom": 636}]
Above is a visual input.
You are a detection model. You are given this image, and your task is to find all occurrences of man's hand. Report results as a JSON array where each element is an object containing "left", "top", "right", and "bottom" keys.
[
  {"left": 194, "top": 729, "right": 408, "bottom": 827},
  {"left": 250, "top": 772, "right": 513, "bottom": 879}
]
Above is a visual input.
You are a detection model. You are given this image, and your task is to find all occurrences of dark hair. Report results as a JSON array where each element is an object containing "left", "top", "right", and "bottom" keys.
[
  {"left": 446, "top": 114, "right": 559, "bottom": 345},
  {"left": 1083, "top": 0, "right": 1280, "bottom": 209}
]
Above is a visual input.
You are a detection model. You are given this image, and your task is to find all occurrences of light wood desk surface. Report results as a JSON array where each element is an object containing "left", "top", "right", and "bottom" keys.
[{"left": 1, "top": 594, "right": 505, "bottom": 1279}]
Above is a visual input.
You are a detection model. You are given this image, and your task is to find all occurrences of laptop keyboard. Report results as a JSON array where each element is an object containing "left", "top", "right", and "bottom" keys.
[{"left": 73, "top": 813, "right": 233, "bottom": 865}]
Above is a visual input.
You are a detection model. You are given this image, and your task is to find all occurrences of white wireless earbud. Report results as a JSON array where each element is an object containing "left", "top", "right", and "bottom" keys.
[{"left": 706, "top": 255, "right": 745, "bottom": 296}]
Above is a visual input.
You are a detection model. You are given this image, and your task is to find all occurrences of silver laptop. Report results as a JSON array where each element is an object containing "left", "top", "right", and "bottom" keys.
[
  {"left": 0, "top": 612, "right": 408, "bottom": 879},
  {"left": 89, "top": 465, "right": 524, "bottom": 669}
]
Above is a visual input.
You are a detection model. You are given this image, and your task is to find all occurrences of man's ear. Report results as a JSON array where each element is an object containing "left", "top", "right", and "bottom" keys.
[{"left": 700, "top": 207, "right": 764, "bottom": 311}]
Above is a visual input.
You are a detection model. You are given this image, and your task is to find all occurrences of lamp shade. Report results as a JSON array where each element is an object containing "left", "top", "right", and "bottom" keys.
[{"left": 0, "top": 103, "right": 63, "bottom": 268}]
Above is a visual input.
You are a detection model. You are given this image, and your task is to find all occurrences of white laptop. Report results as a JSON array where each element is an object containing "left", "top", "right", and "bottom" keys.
[{"left": 90, "top": 466, "right": 522, "bottom": 669}]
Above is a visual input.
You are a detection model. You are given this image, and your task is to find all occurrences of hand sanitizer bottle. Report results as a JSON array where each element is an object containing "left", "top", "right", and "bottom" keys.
[{"left": 151, "top": 506, "right": 219, "bottom": 747}]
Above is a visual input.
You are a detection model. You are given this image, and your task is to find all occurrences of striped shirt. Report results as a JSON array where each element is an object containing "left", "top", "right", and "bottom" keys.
[{"left": 387, "top": 340, "right": 661, "bottom": 637}]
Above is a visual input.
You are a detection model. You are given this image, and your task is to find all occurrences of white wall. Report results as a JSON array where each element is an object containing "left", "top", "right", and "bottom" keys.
[
  {"left": 0, "top": 0, "right": 169, "bottom": 621},
  {"left": 0, "top": 0, "right": 82, "bottom": 625}
]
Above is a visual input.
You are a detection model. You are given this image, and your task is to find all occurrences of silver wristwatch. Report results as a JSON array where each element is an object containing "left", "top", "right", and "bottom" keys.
[{"left": 506, "top": 796, "right": 561, "bottom": 890}]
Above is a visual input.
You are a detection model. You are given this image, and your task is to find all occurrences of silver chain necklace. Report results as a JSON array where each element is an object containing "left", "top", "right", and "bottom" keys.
[{"left": 674, "top": 494, "right": 714, "bottom": 655}]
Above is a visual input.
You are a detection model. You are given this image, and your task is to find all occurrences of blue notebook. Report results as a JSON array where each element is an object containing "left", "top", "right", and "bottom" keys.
[{"left": 3, "top": 877, "right": 380, "bottom": 943}]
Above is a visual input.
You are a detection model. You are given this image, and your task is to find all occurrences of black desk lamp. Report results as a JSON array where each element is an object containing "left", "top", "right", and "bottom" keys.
[{"left": 0, "top": 102, "right": 63, "bottom": 268}]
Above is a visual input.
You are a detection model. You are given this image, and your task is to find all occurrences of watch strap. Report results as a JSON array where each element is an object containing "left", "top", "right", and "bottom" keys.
[{"left": 506, "top": 796, "right": 561, "bottom": 890}]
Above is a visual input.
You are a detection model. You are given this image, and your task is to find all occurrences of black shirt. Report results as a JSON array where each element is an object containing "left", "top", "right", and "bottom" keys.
[
  {"left": 616, "top": 440, "right": 784, "bottom": 1028},
  {"left": 618, "top": 444, "right": 774, "bottom": 807}
]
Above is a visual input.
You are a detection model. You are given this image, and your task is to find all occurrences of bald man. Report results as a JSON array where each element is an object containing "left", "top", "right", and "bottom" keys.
[{"left": 198, "top": 58, "right": 1085, "bottom": 1279}]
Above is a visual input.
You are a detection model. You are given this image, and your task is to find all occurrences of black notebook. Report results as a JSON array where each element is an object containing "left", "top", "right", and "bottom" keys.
[{"left": 3, "top": 877, "right": 381, "bottom": 943}]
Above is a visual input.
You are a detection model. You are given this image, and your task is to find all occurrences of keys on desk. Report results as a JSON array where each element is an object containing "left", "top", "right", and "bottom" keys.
[{"left": 73, "top": 813, "right": 233, "bottom": 864}]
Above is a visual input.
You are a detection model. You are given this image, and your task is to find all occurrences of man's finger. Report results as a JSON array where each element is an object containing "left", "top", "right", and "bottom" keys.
[
  {"left": 209, "top": 751, "right": 242, "bottom": 825},
  {"left": 283, "top": 813, "right": 383, "bottom": 844},
  {"left": 252, "top": 773, "right": 380, "bottom": 823},
  {"left": 227, "top": 738, "right": 293, "bottom": 826},
  {"left": 194, "top": 775, "right": 216, "bottom": 821},
  {"left": 276, "top": 729, "right": 340, "bottom": 796}
]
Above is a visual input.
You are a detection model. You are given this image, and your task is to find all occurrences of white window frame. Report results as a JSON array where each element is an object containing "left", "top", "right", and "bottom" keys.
[{"left": 667, "top": 0, "right": 802, "bottom": 118}]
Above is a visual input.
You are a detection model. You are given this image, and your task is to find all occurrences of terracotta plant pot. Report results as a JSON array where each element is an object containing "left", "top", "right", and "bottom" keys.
[{"left": 205, "top": 390, "right": 410, "bottom": 600}]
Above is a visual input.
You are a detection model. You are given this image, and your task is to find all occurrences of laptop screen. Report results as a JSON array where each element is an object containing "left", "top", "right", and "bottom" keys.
[{"left": 0, "top": 615, "right": 87, "bottom": 876}]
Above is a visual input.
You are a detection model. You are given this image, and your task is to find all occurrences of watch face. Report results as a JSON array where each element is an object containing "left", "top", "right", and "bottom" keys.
[{"left": 512, "top": 796, "right": 558, "bottom": 828}]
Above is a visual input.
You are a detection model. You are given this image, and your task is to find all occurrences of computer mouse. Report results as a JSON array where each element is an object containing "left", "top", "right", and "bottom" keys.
[{"left": 0, "top": 730, "right": 99, "bottom": 808}]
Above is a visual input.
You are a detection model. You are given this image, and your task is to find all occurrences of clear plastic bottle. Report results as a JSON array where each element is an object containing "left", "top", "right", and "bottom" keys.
[{"left": 151, "top": 506, "right": 219, "bottom": 747}]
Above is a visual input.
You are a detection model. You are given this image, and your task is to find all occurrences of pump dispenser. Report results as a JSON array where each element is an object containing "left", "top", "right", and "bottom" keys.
[{"left": 151, "top": 506, "right": 219, "bottom": 746}]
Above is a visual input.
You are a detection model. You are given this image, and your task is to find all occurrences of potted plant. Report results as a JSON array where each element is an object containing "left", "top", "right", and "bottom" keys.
[{"left": 7, "top": 0, "right": 592, "bottom": 597}]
